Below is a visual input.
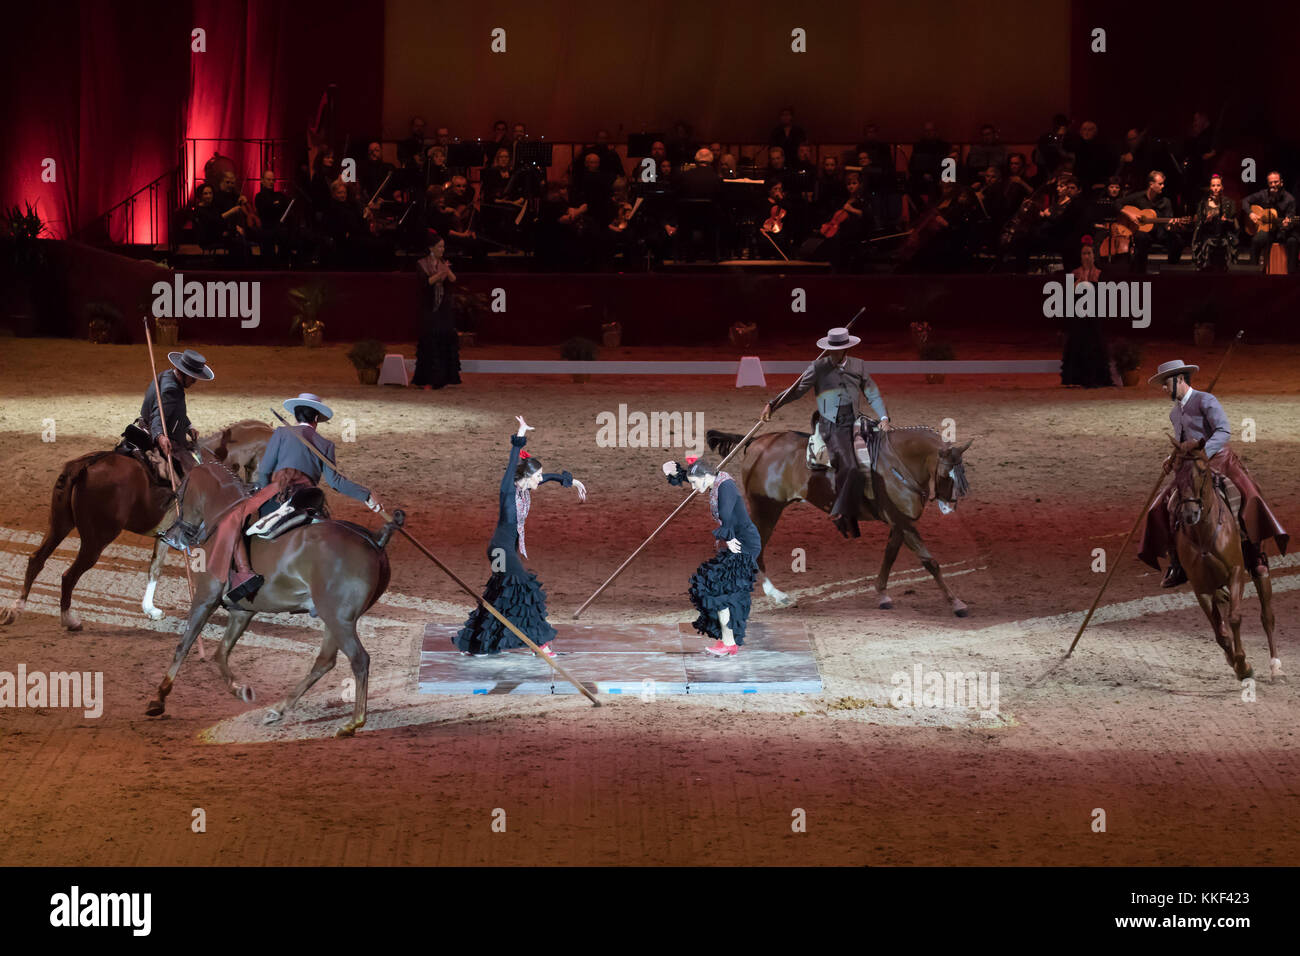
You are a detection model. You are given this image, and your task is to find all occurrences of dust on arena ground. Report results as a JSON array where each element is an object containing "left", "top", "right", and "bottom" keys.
[{"left": 1, "top": 337, "right": 1297, "bottom": 865}]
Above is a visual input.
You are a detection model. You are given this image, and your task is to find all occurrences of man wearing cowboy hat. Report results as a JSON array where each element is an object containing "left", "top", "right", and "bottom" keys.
[
  {"left": 140, "top": 348, "right": 214, "bottom": 464},
  {"left": 210, "top": 393, "right": 381, "bottom": 604},
  {"left": 762, "top": 327, "right": 891, "bottom": 537},
  {"left": 1139, "top": 359, "right": 1288, "bottom": 587}
]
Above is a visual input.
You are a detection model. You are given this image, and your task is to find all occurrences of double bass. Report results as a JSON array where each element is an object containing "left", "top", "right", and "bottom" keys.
[
  {"left": 999, "top": 182, "right": 1052, "bottom": 249},
  {"left": 899, "top": 183, "right": 976, "bottom": 264}
]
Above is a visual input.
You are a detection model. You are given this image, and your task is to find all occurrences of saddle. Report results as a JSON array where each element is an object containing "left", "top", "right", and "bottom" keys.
[
  {"left": 806, "top": 413, "right": 880, "bottom": 471},
  {"left": 246, "top": 486, "right": 328, "bottom": 540},
  {"left": 115, "top": 419, "right": 177, "bottom": 486}
]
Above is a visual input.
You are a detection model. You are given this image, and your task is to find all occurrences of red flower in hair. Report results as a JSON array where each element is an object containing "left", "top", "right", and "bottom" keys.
[
  {"left": 1080, "top": 235, "right": 1094, "bottom": 246},
  {"left": 685, "top": 456, "right": 699, "bottom": 464},
  {"left": 519, "top": 450, "right": 531, "bottom": 459}
]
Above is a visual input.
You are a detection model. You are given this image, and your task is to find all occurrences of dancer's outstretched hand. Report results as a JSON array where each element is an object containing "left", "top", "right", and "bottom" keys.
[
  {"left": 726, "top": 538, "right": 742, "bottom": 554},
  {"left": 661, "top": 460, "right": 678, "bottom": 476},
  {"left": 516, "top": 415, "right": 534, "bottom": 437},
  {"left": 572, "top": 479, "right": 587, "bottom": 502}
]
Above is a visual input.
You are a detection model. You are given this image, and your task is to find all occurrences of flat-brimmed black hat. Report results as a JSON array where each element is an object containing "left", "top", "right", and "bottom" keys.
[{"left": 168, "top": 349, "right": 214, "bottom": 381}]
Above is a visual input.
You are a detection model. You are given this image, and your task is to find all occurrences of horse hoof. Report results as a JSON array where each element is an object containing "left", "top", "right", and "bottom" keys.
[
  {"left": 1270, "top": 658, "right": 1285, "bottom": 680},
  {"left": 878, "top": 595, "right": 893, "bottom": 610},
  {"left": 770, "top": 593, "right": 794, "bottom": 608},
  {"left": 262, "top": 708, "right": 283, "bottom": 725},
  {"left": 952, "top": 601, "right": 969, "bottom": 618},
  {"left": 61, "top": 610, "right": 82, "bottom": 631},
  {"left": 0, "top": 600, "right": 23, "bottom": 626},
  {"left": 145, "top": 699, "right": 165, "bottom": 717},
  {"left": 236, "top": 685, "right": 256, "bottom": 703},
  {"left": 335, "top": 723, "right": 358, "bottom": 739},
  {"left": 143, "top": 606, "right": 164, "bottom": 621}
]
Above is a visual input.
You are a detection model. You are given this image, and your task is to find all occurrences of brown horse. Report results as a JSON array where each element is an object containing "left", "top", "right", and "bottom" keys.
[
  {"left": 0, "top": 422, "right": 271, "bottom": 630},
  {"left": 707, "top": 424, "right": 973, "bottom": 615},
  {"left": 1169, "top": 436, "right": 1282, "bottom": 681},
  {"left": 148, "top": 462, "right": 396, "bottom": 737}
]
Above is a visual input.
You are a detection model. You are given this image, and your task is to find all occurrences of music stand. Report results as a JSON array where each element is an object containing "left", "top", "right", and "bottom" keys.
[{"left": 514, "top": 141, "right": 553, "bottom": 168}]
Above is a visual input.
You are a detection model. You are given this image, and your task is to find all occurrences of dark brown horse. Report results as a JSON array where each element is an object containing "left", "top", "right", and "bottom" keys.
[
  {"left": 148, "top": 462, "right": 396, "bottom": 737},
  {"left": 0, "top": 422, "right": 271, "bottom": 630},
  {"left": 707, "top": 424, "right": 974, "bottom": 615},
  {"left": 1169, "top": 436, "right": 1281, "bottom": 680}
]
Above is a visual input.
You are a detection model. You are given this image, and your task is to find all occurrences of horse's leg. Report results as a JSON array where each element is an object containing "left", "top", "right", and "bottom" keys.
[
  {"left": 141, "top": 535, "right": 169, "bottom": 621},
  {"left": 1251, "top": 566, "right": 1282, "bottom": 679},
  {"left": 213, "top": 608, "right": 257, "bottom": 702},
  {"left": 1195, "top": 590, "right": 1233, "bottom": 666},
  {"left": 331, "top": 617, "right": 370, "bottom": 739},
  {"left": 265, "top": 635, "right": 339, "bottom": 726},
  {"left": 58, "top": 525, "right": 115, "bottom": 631},
  {"left": 875, "top": 523, "right": 905, "bottom": 610},
  {"left": 145, "top": 580, "right": 222, "bottom": 716},
  {"left": 901, "top": 525, "right": 967, "bottom": 617},
  {"left": 1226, "top": 564, "right": 1252, "bottom": 681},
  {"left": 750, "top": 496, "right": 792, "bottom": 607},
  {"left": 0, "top": 499, "right": 75, "bottom": 626}
]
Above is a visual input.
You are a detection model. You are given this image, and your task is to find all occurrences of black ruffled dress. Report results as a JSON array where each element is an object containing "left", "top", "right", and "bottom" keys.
[
  {"left": 668, "top": 466, "right": 761, "bottom": 644},
  {"left": 454, "top": 434, "right": 572, "bottom": 654}
]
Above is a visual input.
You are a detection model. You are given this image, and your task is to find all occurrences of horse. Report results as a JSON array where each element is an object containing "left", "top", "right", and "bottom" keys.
[
  {"left": 149, "top": 461, "right": 397, "bottom": 737},
  {"left": 706, "top": 423, "right": 974, "bottom": 615},
  {"left": 0, "top": 422, "right": 272, "bottom": 630},
  {"left": 1168, "top": 436, "right": 1281, "bottom": 681}
]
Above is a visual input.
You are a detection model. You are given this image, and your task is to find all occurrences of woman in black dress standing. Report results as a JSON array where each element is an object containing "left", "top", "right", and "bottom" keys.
[
  {"left": 455, "top": 416, "right": 587, "bottom": 658},
  {"left": 662, "top": 455, "right": 760, "bottom": 656},
  {"left": 412, "top": 237, "right": 462, "bottom": 389},
  {"left": 1060, "top": 236, "right": 1115, "bottom": 388}
]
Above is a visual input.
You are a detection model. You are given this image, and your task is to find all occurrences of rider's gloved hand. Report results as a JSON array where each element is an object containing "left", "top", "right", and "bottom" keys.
[{"left": 365, "top": 496, "right": 383, "bottom": 513}]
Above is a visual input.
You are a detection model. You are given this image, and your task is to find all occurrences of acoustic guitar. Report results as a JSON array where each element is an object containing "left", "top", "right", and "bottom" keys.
[
  {"left": 1243, "top": 205, "right": 1298, "bottom": 237},
  {"left": 1117, "top": 205, "right": 1192, "bottom": 234}
]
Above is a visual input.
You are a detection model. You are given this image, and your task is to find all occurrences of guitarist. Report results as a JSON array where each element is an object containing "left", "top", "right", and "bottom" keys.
[
  {"left": 1242, "top": 171, "right": 1298, "bottom": 268},
  {"left": 1120, "top": 170, "right": 1186, "bottom": 274}
]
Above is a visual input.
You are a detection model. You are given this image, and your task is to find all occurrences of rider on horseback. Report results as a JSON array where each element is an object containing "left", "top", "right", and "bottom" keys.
[
  {"left": 135, "top": 349, "right": 214, "bottom": 479},
  {"left": 216, "top": 393, "right": 382, "bottom": 603},
  {"left": 1140, "top": 359, "right": 1289, "bottom": 587},
  {"left": 762, "top": 327, "right": 892, "bottom": 538}
]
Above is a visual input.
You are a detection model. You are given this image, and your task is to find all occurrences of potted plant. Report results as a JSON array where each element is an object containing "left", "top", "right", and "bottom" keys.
[
  {"left": 3, "top": 201, "right": 49, "bottom": 335},
  {"left": 560, "top": 336, "right": 600, "bottom": 383},
  {"left": 1112, "top": 339, "right": 1142, "bottom": 387},
  {"left": 84, "top": 301, "right": 123, "bottom": 344},
  {"left": 909, "top": 320, "right": 931, "bottom": 352},
  {"left": 347, "top": 339, "right": 386, "bottom": 385},
  {"left": 602, "top": 321, "right": 623, "bottom": 348},
  {"left": 453, "top": 289, "right": 488, "bottom": 348},
  {"left": 289, "top": 280, "right": 330, "bottom": 348},
  {"left": 729, "top": 321, "right": 758, "bottom": 349},
  {"left": 920, "top": 341, "right": 953, "bottom": 384}
]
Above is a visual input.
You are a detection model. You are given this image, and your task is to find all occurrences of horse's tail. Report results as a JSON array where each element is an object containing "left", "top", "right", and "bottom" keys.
[
  {"left": 52, "top": 451, "right": 113, "bottom": 517},
  {"left": 706, "top": 429, "right": 752, "bottom": 459}
]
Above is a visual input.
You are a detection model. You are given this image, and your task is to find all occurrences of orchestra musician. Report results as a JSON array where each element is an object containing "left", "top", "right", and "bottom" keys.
[{"left": 253, "top": 168, "right": 293, "bottom": 264}]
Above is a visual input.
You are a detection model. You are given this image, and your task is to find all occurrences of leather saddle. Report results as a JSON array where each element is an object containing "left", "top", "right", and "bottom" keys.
[
  {"left": 115, "top": 420, "right": 176, "bottom": 486},
  {"left": 806, "top": 412, "right": 879, "bottom": 474},
  {"left": 247, "top": 486, "right": 328, "bottom": 540}
]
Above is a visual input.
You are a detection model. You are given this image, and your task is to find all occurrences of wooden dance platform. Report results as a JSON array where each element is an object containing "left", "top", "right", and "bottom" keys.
[{"left": 418, "top": 621, "right": 822, "bottom": 696}]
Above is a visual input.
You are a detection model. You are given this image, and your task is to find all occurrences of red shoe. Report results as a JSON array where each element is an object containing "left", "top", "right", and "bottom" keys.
[
  {"left": 536, "top": 642, "right": 557, "bottom": 659},
  {"left": 704, "top": 640, "right": 739, "bottom": 657}
]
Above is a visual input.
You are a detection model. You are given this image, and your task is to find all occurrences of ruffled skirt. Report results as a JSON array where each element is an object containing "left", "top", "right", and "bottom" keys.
[
  {"left": 453, "top": 570, "right": 557, "bottom": 654},
  {"left": 687, "top": 550, "right": 757, "bottom": 644}
]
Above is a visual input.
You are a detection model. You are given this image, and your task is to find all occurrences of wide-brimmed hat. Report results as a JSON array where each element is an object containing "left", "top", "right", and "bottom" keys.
[
  {"left": 1148, "top": 359, "right": 1199, "bottom": 386},
  {"left": 283, "top": 393, "right": 334, "bottom": 421},
  {"left": 817, "top": 327, "right": 861, "bottom": 350},
  {"left": 168, "top": 349, "right": 214, "bottom": 381}
]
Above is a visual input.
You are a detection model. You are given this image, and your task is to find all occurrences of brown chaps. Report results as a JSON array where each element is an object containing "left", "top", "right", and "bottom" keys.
[{"left": 1138, "top": 448, "right": 1289, "bottom": 571}]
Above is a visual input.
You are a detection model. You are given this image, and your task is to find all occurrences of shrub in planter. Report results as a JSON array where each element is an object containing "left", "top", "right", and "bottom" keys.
[
  {"left": 920, "top": 341, "right": 954, "bottom": 383},
  {"left": 561, "top": 336, "right": 599, "bottom": 382},
  {"left": 84, "top": 301, "right": 123, "bottom": 344},
  {"left": 289, "top": 281, "right": 330, "bottom": 347},
  {"left": 1112, "top": 339, "right": 1141, "bottom": 386},
  {"left": 347, "top": 339, "right": 386, "bottom": 384}
]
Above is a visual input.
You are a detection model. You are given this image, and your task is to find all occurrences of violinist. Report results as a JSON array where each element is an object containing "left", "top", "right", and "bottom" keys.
[
  {"left": 803, "top": 173, "right": 868, "bottom": 271},
  {"left": 360, "top": 142, "right": 394, "bottom": 204},
  {"left": 761, "top": 180, "right": 790, "bottom": 240},
  {"left": 253, "top": 168, "right": 292, "bottom": 264}
]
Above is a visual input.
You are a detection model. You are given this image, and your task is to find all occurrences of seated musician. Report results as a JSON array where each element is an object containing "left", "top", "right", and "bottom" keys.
[
  {"left": 572, "top": 152, "right": 615, "bottom": 231},
  {"left": 1088, "top": 175, "right": 1124, "bottom": 246},
  {"left": 1120, "top": 170, "right": 1186, "bottom": 274},
  {"left": 807, "top": 172, "right": 869, "bottom": 272},
  {"left": 191, "top": 183, "right": 249, "bottom": 263},
  {"left": 309, "top": 148, "right": 340, "bottom": 218},
  {"left": 854, "top": 123, "right": 894, "bottom": 195},
  {"left": 965, "top": 124, "right": 1007, "bottom": 184},
  {"left": 1242, "top": 171, "right": 1298, "bottom": 268},
  {"left": 253, "top": 168, "right": 292, "bottom": 264},
  {"left": 360, "top": 141, "right": 394, "bottom": 202},
  {"left": 322, "top": 179, "right": 388, "bottom": 269},
  {"left": 1011, "top": 173, "right": 1087, "bottom": 272},
  {"left": 908, "top": 121, "right": 951, "bottom": 205},
  {"left": 426, "top": 145, "right": 451, "bottom": 187},
  {"left": 764, "top": 146, "right": 794, "bottom": 193},
  {"left": 1192, "top": 173, "right": 1238, "bottom": 271},
  {"left": 397, "top": 116, "right": 427, "bottom": 169},
  {"left": 489, "top": 119, "right": 510, "bottom": 149},
  {"left": 480, "top": 148, "right": 515, "bottom": 203},
  {"left": 578, "top": 130, "right": 625, "bottom": 178},
  {"left": 792, "top": 144, "right": 817, "bottom": 200}
]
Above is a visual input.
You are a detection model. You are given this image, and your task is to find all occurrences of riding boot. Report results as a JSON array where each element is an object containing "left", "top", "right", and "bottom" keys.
[
  {"left": 226, "top": 533, "right": 264, "bottom": 603},
  {"left": 1161, "top": 548, "right": 1187, "bottom": 588}
]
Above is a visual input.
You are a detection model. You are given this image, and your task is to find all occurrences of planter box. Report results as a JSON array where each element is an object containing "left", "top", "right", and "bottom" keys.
[
  {"left": 357, "top": 367, "right": 380, "bottom": 385},
  {"left": 156, "top": 320, "right": 179, "bottom": 347},
  {"left": 303, "top": 329, "right": 324, "bottom": 348},
  {"left": 1121, "top": 368, "right": 1141, "bottom": 387}
]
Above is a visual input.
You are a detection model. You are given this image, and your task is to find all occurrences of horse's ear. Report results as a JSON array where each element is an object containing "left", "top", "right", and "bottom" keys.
[{"left": 945, "top": 438, "right": 974, "bottom": 457}]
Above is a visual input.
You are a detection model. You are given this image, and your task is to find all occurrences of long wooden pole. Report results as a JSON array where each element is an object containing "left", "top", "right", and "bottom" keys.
[
  {"left": 269, "top": 409, "right": 600, "bottom": 706},
  {"left": 572, "top": 306, "right": 867, "bottom": 619},
  {"left": 143, "top": 317, "right": 203, "bottom": 659},
  {"left": 1032, "top": 329, "right": 1246, "bottom": 684}
]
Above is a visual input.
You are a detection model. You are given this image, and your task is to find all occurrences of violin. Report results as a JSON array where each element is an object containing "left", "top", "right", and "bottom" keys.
[
  {"left": 610, "top": 201, "right": 634, "bottom": 232},
  {"left": 819, "top": 205, "right": 851, "bottom": 238},
  {"left": 762, "top": 202, "right": 786, "bottom": 234}
]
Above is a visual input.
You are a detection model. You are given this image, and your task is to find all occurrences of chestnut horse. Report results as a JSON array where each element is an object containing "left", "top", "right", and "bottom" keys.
[
  {"left": 149, "top": 462, "right": 397, "bottom": 737},
  {"left": 707, "top": 424, "right": 973, "bottom": 615},
  {"left": 1169, "top": 436, "right": 1281, "bottom": 681},
  {"left": 0, "top": 421, "right": 271, "bottom": 630}
]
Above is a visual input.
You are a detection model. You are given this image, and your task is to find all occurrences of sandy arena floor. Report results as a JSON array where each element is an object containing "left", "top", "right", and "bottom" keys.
[{"left": 0, "top": 336, "right": 1297, "bottom": 865}]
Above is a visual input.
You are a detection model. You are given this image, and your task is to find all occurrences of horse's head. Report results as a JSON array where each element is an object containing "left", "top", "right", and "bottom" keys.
[
  {"left": 160, "top": 463, "right": 246, "bottom": 551},
  {"left": 933, "top": 438, "right": 974, "bottom": 514},
  {"left": 1169, "top": 435, "right": 1211, "bottom": 527}
]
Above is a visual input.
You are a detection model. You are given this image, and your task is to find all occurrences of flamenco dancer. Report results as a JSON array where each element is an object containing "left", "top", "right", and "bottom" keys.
[
  {"left": 455, "top": 416, "right": 586, "bottom": 658},
  {"left": 662, "top": 456, "right": 760, "bottom": 657}
]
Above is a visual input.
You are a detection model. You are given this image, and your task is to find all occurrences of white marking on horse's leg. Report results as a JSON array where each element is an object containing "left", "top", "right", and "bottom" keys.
[
  {"left": 1271, "top": 657, "right": 1284, "bottom": 678},
  {"left": 762, "top": 577, "right": 792, "bottom": 607},
  {"left": 0, "top": 597, "right": 26, "bottom": 626},
  {"left": 61, "top": 608, "right": 82, "bottom": 631},
  {"left": 141, "top": 580, "right": 164, "bottom": 621}
]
